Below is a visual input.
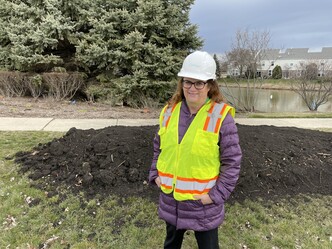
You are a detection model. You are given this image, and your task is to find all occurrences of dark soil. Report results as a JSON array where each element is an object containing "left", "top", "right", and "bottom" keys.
[{"left": 14, "top": 124, "right": 332, "bottom": 203}]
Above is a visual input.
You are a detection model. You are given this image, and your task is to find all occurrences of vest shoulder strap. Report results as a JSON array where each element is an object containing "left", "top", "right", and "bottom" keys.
[
  {"left": 203, "top": 102, "right": 235, "bottom": 133},
  {"left": 161, "top": 103, "right": 178, "bottom": 128}
]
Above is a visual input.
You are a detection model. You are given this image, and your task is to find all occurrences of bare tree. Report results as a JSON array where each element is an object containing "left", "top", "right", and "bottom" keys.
[
  {"left": 222, "top": 28, "right": 272, "bottom": 112},
  {"left": 218, "top": 54, "right": 228, "bottom": 78},
  {"left": 291, "top": 60, "right": 332, "bottom": 111}
]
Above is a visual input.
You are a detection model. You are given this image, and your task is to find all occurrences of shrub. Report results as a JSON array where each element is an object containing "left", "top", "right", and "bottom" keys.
[
  {"left": 87, "top": 72, "right": 176, "bottom": 107},
  {"left": 85, "top": 83, "right": 123, "bottom": 106},
  {"left": 24, "top": 74, "right": 44, "bottom": 99},
  {"left": 42, "top": 72, "right": 86, "bottom": 101},
  {"left": 0, "top": 71, "right": 27, "bottom": 97}
]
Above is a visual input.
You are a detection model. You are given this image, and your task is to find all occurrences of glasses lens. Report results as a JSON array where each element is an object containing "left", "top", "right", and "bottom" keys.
[
  {"left": 194, "top": 81, "right": 205, "bottom": 90},
  {"left": 183, "top": 80, "right": 192, "bottom": 89},
  {"left": 183, "top": 80, "right": 206, "bottom": 90}
]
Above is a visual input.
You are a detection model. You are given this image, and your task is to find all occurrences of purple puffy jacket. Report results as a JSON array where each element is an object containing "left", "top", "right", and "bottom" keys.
[{"left": 149, "top": 101, "right": 242, "bottom": 231}]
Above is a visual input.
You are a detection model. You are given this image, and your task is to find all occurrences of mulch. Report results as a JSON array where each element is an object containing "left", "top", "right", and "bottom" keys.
[{"left": 14, "top": 124, "right": 332, "bottom": 204}]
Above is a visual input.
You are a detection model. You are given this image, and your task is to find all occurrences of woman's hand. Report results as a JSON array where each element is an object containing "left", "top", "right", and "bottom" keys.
[
  {"left": 193, "top": 194, "right": 213, "bottom": 205},
  {"left": 155, "top": 177, "right": 161, "bottom": 188}
]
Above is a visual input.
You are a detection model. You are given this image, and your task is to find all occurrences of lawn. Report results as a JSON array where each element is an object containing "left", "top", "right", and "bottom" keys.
[{"left": 0, "top": 131, "right": 331, "bottom": 248}]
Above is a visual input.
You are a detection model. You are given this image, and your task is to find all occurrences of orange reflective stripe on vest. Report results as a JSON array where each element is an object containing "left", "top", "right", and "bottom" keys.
[
  {"left": 203, "top": 102, "right": 230, "bottom": 133},
  {"left": 161, "top": 104, "right": 178, "bottom": 128},
  {"left": 203, "top": 102, "right": 216, "bottom": 131},
  {"left": 158, "top": 170, "right": 173, "bottom": 189},
  {"left": 175, "top": 176, "right": 218, "bottom": 195}
]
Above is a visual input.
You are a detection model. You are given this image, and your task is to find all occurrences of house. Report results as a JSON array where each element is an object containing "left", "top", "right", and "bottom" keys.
[{"left": 258, "top": 47, "right": 332, "bottom": 78}]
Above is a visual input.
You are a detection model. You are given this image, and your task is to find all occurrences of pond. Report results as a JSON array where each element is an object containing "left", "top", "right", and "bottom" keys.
[{"left": 221, "top": 87, "right": 332, "bottom": 113}]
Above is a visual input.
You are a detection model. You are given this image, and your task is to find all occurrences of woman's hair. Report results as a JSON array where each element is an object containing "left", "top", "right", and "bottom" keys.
[{"left": 168, "top": 78, "right": 226, "bottom": 106}]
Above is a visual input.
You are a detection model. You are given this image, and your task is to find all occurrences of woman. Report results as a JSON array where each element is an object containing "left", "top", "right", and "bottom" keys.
[{"left": 149, "top": 51, "right": 242, "bottom": 249}]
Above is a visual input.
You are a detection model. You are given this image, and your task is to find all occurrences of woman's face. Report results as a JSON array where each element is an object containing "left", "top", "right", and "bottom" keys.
[{"left": 182, "top": 77, "right": 210, "bottom": 106}]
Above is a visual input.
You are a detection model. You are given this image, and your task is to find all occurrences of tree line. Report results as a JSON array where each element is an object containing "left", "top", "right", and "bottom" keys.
[{"left": 1, "top": 1, "right": 330, "bottom": 111}]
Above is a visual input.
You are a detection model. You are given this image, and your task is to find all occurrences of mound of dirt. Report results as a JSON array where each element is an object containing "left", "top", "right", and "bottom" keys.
[{"left": 14, "top": 124, "right": 332, "bottom": 203}]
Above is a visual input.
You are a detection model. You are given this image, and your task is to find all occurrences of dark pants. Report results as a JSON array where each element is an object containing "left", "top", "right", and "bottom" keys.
[{"left": 164, "top": 222, "right": 220, "bottom": 249}]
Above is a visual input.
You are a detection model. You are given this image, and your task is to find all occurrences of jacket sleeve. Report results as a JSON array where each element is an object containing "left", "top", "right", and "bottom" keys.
[
  {"left": 208, "top": 113, "right": 242, "bottom": 205},
  {"left": 148, "top": 128, "right": 161, "bottom": 184}
]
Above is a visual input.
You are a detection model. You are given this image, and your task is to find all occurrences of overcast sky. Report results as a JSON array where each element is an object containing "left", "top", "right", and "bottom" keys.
[{"left": 190, "top": 0, "right": 332, "bottom": 54}]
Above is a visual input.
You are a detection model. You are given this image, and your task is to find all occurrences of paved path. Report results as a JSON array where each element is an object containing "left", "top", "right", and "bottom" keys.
[{"left": 0, "top": 117, "right": 331, "bottom": 131}]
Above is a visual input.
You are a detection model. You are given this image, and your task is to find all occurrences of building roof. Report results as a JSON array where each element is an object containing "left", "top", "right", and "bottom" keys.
[{"left": 264, "top": 47, "right": 332, "bottom": 60}]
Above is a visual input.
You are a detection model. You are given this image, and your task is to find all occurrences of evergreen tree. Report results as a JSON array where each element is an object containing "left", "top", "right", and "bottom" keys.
[
  {"left": 272, "top": 65, "right": 282, "bottom": 79},
  {"left": 0, "top": 0, "right": 77, "bottom": 71},
  {"left": 75, "top": 0, "right": 202, "bottom": 77},
  {"left": 0, "top": 0, "right": 203, "bottom": 105},
  {"left": 0, "top": 0, "right": 202, "bottom": 76},
  {"left": 213, "top": 54, "right": 221, "bottom": 79}
]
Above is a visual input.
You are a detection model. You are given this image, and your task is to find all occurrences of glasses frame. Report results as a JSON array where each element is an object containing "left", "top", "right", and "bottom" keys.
[{"left": 182, "top": 79, "right": 207, "bottom": 90}]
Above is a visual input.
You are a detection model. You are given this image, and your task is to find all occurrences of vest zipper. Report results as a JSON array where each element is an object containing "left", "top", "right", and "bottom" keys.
[{"left": 173, "top": 144, "right": 180, "bottom": 189}]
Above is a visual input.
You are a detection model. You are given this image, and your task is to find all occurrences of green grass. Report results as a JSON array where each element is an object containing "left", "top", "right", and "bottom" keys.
[
  {"left": 218, "top": 78, "right": 296, "bottom": 89},
  {"left": 245, "top": 112, "right": 332, "bottom": 118},
  {"left": 1, "top": 131, "right": 331, "bottom": 248},
  {"left": 221, "top": 197, "right": 332, "bottom": 248}
]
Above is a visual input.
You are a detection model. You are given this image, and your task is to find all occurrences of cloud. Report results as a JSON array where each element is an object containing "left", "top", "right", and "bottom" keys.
[{"left": 190, "top": 0, "right": 332, "bottom": 53}]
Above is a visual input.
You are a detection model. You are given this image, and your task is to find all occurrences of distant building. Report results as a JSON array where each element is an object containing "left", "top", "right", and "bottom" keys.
[
  {"left": 258, "top": 47, "right": 332, "bottom": 78},
  {"left": 227, "top": 47, "right": 332, "bottom": 79}
]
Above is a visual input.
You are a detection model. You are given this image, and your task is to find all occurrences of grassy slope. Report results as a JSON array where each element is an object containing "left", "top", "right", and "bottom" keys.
[{"left": 0, "top": 131, "right": 331, "bottom": 248}]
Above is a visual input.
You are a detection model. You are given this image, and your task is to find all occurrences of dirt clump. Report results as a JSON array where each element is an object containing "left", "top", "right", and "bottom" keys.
[{"left": 14, "top": 124, "right": 332, "bottom": 203}]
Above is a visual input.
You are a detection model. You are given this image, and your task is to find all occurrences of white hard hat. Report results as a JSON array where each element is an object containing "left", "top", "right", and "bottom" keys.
[{"left": 177, "top": 51, "right": 216, "bottom": 81}]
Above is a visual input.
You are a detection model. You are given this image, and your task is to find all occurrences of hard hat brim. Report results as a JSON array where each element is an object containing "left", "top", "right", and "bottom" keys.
[{"left": 177, "top": 71, "right": 215, "bottom": 81}]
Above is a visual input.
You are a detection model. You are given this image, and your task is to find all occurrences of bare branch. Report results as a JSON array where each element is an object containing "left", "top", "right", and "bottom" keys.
[{"left": 223, "top": 28, "right": 272, "bottom": 112}]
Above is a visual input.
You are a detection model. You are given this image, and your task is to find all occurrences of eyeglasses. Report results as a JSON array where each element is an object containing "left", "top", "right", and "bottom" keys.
[{"left": 182, "top": 80, "right": 207, "bottom": 90}]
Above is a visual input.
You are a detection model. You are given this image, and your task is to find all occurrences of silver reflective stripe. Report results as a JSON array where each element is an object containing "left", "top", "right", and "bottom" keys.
[
  {"left": 205, "top": 103, "right": 226, "bottom": 133},
  {"left": 176, "top": 179, "right": 217, "bottom": 192},
  {"left": 160, "top": 175, "right": 173, "bottom": 188},
  {"left": 161, "top": 106, "right": 173, "bottom": 128}
]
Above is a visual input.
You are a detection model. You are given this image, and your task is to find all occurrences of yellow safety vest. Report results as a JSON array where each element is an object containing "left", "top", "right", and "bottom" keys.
[{"left": 157, "top": 100, "right": 235, "bottom": 201}]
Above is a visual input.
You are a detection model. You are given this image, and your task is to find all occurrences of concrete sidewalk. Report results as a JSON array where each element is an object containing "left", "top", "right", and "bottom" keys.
[{"left": 0, "top": 117, "right": 331, "bottom": 131}]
